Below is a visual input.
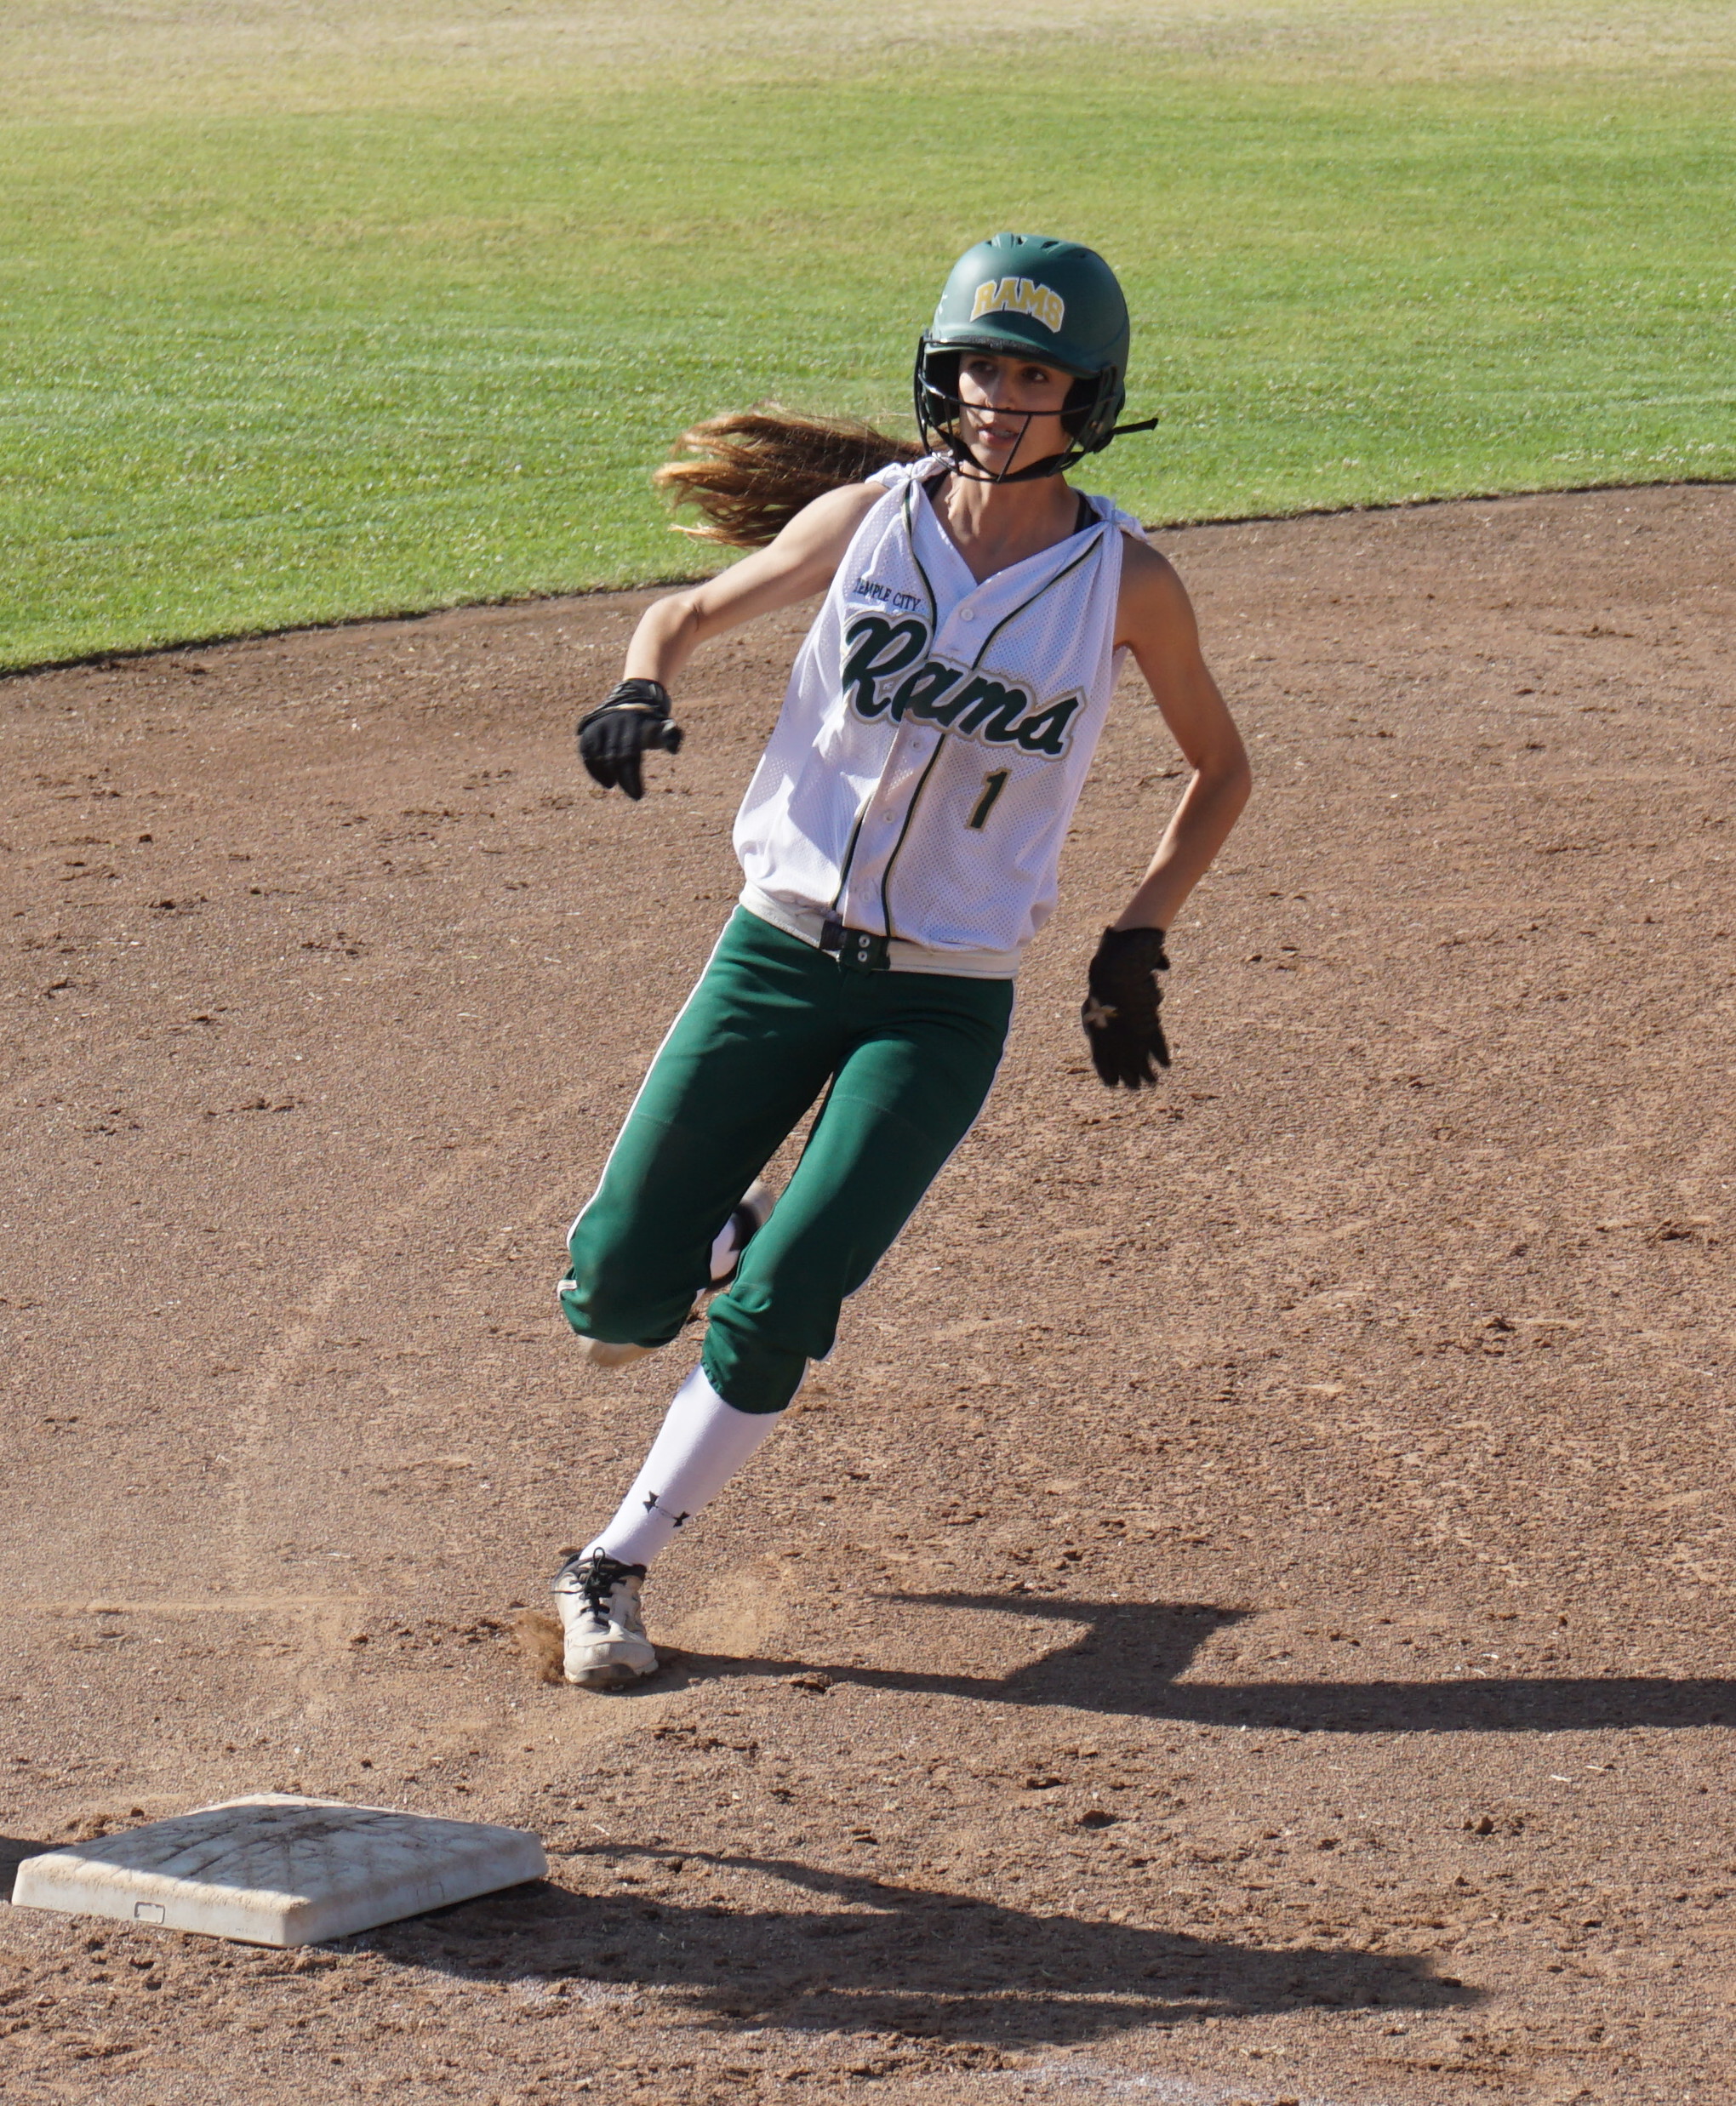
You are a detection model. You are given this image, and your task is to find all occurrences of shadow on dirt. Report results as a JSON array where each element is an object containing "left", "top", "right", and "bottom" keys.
[
  {"left": 664, "top": 1593, "right": 1736, "bottom": 1734},
  {"left": 1, "top": 1835, "right": 51, "bottom": 1898},
  {"left": 364, "top": 1848, "right": 1476, "bottom": 2043}
]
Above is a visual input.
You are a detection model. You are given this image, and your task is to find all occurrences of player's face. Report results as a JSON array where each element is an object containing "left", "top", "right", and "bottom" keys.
[{"left": 955, "top": 351, "right": 1075, "bottom": 476}]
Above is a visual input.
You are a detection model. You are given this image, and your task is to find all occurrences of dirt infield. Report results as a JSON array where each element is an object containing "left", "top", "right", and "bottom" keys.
[{"left": 2, "top": 482, "right": 1732, "bottom": 2103}]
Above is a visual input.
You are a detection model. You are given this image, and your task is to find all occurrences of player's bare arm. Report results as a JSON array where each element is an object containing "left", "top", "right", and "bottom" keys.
[
  {"left": 1112, "top": 539, "right": 1251, "bottom": 933},
  {"left": 1078, "top": 539, "right": 1251, "bottom": 1089},
  {"left": 576, "top": 482, "right": 882, "bottom": 797},
  {"left": 621, "top": 480, "right": 885, "bottom": 685}
]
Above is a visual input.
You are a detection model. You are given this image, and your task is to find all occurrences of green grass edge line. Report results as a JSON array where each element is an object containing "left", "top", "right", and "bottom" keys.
[{"left": 7, "top": 471, "right": 1728, "bottom": 686}]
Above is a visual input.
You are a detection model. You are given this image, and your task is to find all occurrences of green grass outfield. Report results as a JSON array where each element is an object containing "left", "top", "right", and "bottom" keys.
[{"left": 3, "top": 2, "right": 1733, "bottom": 671}]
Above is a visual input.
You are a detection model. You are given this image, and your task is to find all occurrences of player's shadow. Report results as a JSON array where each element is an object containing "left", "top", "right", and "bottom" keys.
[
  {"left": 371, "top": 1847, "right": 1476, "bottom": 2043},
  {"left": 670, "top": 1594, "right": 1736, "bottom": 1734}
]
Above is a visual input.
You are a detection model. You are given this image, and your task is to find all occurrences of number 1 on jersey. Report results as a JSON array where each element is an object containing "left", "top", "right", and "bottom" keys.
[{"left": 967, "top": 769, "right": 1009, "bottom": 832}]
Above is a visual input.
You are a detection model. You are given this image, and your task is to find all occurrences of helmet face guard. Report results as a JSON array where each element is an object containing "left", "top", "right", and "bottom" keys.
[
  {"left": 911, "top": 233, "right": 1136, "bottom": 482},
  {"left": 913, "top": 340, "right": 1124, "bottom": 483}
]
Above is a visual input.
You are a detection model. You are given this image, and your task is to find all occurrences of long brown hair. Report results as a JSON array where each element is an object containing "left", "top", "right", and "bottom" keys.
[{"left": 653, "top": 407, "right": 926, "bottom": 550}]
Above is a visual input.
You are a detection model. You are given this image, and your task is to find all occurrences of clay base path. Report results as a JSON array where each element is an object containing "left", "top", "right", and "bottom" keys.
[{"left": 1, "top": 482, "right": 1732, "bottom": 2103}]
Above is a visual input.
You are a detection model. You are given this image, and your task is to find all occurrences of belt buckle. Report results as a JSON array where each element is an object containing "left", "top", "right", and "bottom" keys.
[{"left": 823, "top": 916, "right": 890, "bottom": 972}]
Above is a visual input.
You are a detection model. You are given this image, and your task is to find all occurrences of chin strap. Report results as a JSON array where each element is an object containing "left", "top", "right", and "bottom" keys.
[
  {"left": 943, "top": 413, "right": 1164, "bottom": 485},
  {"left": 947, "top": 440, "right": 1076, "bottom": 484}
]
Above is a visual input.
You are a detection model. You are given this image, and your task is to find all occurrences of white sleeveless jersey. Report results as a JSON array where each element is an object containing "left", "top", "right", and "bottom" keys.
[{"left": 734, "top": 454, "right": 1144, "bottom": 976}]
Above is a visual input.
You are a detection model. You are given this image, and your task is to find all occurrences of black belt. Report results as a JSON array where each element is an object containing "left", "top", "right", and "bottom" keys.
[{"left": 819, "top": 913, "right": 891, "bottom": 972}]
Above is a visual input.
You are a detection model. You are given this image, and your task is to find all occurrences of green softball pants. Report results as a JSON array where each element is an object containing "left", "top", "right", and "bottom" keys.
[{"left": 560, "top": 907, "right": 1014, "bottom": 1413}]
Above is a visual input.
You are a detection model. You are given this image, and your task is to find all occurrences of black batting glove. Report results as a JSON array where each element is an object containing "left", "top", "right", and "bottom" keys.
[
  {"left": 576, "top": 679, "right": 684, "bottom": 801},
  {"left": 1081, "top": 926, "right": 1171, "bottom": 1089}
]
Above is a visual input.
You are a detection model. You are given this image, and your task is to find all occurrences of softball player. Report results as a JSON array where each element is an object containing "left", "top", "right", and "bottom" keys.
[{"left": 553, "top": 233, "right": 1250, "bottom": 1687}]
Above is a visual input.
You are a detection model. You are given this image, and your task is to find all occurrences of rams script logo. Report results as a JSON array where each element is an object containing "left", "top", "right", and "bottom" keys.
[
  {"left": 842, "top": 614, "right": 1081, "bottom": 758},
  {"left": 969, "top": 277, "right": 1065, "bottom": 334}
]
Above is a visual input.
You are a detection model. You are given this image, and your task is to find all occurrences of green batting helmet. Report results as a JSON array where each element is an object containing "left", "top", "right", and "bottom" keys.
[{"left": 914, "top": 232, "right": 1134, "bottom": 477}]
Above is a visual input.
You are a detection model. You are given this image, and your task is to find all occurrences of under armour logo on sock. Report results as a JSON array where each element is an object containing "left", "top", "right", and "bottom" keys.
[{"left": 643, "top": 1492, "right": 693, "bottom": 1528}]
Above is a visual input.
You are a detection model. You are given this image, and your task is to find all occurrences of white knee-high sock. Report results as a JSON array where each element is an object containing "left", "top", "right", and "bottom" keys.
[{"left": 587, "top": 1364, "right": 783, "bottom": 1570}]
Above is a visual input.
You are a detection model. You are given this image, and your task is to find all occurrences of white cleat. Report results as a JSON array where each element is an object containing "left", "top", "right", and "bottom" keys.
[
  {"left": 573, "top": 1336, "right": 658, "bottom": 1369},
  {"left": 552, "top": 1550, "right": 660, "bottom": 1688}
]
